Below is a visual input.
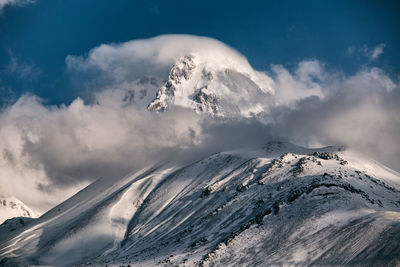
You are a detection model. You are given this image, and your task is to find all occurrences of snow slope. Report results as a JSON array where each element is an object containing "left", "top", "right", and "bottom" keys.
[{"left": 0, "top": 142, "right": 399, "bottom": 266}]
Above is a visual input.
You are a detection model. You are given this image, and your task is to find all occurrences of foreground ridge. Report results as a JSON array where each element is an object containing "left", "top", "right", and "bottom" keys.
[{"left": 0, "top": 142, "right": 399, "bottom": 266}]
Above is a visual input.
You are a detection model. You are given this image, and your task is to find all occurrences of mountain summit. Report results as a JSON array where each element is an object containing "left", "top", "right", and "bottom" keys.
[
  {"left": 147, "top": 53, "right": 274, "bottom": 117},
  {"left": 0, "top": 196, "right": 36, "bottom": 225}
]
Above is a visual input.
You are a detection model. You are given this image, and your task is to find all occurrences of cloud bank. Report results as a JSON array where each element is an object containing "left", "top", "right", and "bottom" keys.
[{"left": 0, "top": 35, "right": 399, "bottom": 213}]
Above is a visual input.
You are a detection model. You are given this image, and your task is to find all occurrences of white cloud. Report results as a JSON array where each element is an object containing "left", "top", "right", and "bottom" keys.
[
  {"left": 0, "top": 0, "right": 34, "bottom": 13},
  {"left": 271, "top": 60, "right": 326, "bottom": 106},
  {"left": 0, "top": 93, "right": 205, "bottom": 212},
  {"left": 66, "top": 34, "right": 254, "bottom": 82},
  {"left": 271, "top": 68, "right": 399, "bottom": 157}
]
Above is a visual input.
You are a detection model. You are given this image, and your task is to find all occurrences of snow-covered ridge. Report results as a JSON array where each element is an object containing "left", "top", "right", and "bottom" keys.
[
  {"left": 147, "top": 53, "right": 274, "bottom": 117},
  {"left": 0, "top": 142, "right": 399, "bottom": 266},
  {"left": 148, "top": 54, "right": 197, "bottom": 112},
  {"left": 0, "top": 196, "right": 37, "bottom": 224}
]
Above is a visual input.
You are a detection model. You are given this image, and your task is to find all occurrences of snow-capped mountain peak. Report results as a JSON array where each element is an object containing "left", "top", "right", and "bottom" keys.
[
  {"left": 0, "top": 195, "right": 37, "bottom": 224},
  {"left": 147, "top": 54, "right": 197, "bottom": 112},
  {"left": 147, "top": 53, "right": 274, "bottom": 117}
]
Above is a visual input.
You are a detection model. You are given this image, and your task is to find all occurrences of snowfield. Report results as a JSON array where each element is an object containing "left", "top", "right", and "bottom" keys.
[{"left": 0, "top": 141, "right": 399, "bottom": 266}]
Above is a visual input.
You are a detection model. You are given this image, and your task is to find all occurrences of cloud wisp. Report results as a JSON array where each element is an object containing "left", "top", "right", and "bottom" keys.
[
  {"left": 0, "top": 0, "right": 34, "bottom": 13},
  {"left": 0, "top": 35, "right": 399, "bottom": 213},
  {"left": 347, "top": 43, "right": 386, "bottom": 61},
  {"left": 370, "top": 44, "right": 386, "bottom": 60},
  {"left": 5, "top": 51, "right": 42, "bottom": 80}
]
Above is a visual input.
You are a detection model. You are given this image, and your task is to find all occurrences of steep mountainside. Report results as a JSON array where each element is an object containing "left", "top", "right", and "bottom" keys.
[{"left": 0, "top": 142, "right": 399, "bottom": 266}]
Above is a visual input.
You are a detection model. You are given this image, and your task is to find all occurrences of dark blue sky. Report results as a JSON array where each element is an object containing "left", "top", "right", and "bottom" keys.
[{"left": 0, "top": 0, "right": 399, "bottom": 105}]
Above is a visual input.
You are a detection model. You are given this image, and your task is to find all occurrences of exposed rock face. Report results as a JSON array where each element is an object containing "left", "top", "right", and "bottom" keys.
[
  {"left": 193, "top": 86, "right": 223, "bottom": 116},
  {"left": 147, "top": 54, "right": 196, "bottom": 112}
]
